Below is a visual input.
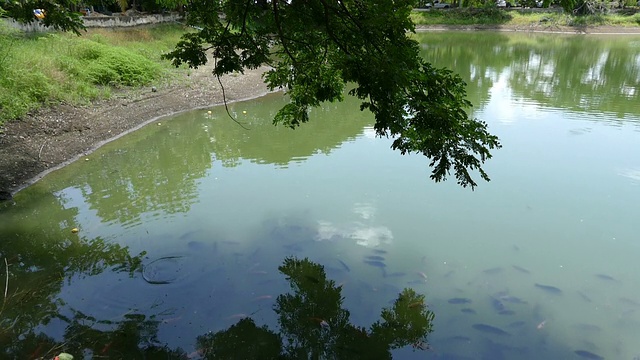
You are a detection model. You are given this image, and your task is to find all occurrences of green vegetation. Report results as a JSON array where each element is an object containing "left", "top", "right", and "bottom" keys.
[
  {"left": 411, "top": 7, "right": 640, "bottom": 27},
  {"left": 0, "top": 24, "right": 188, "bottom": 125},
  {"left": 165, "top": 0, "right": 501, "bottom": 188}
]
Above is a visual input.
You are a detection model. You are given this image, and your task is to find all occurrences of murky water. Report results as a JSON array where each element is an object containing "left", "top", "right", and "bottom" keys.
[{"left": 1, "top": 31, "right": 640, "bottom": 359}]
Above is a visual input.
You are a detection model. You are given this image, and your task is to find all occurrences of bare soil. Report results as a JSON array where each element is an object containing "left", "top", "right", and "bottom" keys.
[
  {"left": 0, "top": 62, "right": 272, "bottom": 199},
  {"left": 1, "top": 24, "right": 639, "bottom": 199}
]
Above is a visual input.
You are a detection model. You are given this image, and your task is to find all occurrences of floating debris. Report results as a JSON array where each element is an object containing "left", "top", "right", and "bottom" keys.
[
  {"left": 448, "top": 297, "right": 472, "bottom": 304},
  {"left": 71, "top": 228, "right": 79, "bottom": 234},
  {"left": 534, "top": 283, "right": 562, "bottom": 295},
  {"left": 472, "top": 324, "right": 510, "bottom": 336},
  {"left": 537, "top": 320, "right": 546, "bottom": 330},
  {"left": 574, "top": 350, "right": 604, "bottom": 359}
]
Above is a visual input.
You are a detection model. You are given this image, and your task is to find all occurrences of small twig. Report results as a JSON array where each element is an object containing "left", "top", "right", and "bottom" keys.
[
  {"left": 213, "top": 58, "right": 251, "bottom": 131},
  {"left": 3, "top": 258, "right": 7, "bottom": 300},
  {"left": 1, "top": 258, "right": 7, "bottom": 315},
  {"left": 37, "top": 140, "right": 48, "bottom": 161}
]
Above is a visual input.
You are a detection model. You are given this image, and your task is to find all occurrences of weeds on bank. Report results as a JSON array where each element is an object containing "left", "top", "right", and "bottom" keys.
[
  {"left": 0, "top": 23, "right": 188, "bottom": 126},
  {"left": 411, "top": 7, "right": 640, "bottom": 27},
  {"left": 412, "top": 7, "right": 513, "bottom": 25}
]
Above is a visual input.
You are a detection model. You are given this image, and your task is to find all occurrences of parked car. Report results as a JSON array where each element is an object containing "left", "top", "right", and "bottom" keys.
[{"left": 496, "top": 0, "right": 514, "bottom": 7}]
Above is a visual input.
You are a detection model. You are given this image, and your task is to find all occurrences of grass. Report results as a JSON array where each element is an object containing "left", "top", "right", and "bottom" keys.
[
  {"left": 0, "top": 23, "right": 189, "bottom": 126},
  {"left": 411, "top": 7, "right": 640, "bottom": 27},
  {"left": 2, "top": 11, "right": 640, "bottom": 126}
]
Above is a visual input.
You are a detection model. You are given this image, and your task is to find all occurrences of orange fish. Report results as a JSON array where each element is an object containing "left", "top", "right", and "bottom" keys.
[{"left": 537, "top": 320, "right": 546, "bottom": 329}]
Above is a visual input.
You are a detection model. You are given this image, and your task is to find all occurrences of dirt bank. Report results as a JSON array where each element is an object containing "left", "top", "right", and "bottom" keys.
[{"left": 0, "top": 62, "right": 271, "bottom": 199}]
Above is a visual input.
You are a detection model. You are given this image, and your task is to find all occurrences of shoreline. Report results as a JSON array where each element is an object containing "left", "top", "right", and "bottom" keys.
[
  {"left": 415, "top": 24, "right": 640, "bottom": 34},
  {"left": 0, "top": 64, "right": 272, "bottom": 199},
  {"left": 2, "top": 24, "right": 640, "bottom": 199}
]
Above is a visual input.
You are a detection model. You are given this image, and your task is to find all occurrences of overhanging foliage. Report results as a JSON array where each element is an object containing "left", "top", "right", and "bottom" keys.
[{"left": 164, "top": 0, "right": 501, "bottom": 188}]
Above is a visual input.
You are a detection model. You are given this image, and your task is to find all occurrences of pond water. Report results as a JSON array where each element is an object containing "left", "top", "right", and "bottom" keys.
[{"left": 2, "top": 31, "right": 640, "bottom": 359}]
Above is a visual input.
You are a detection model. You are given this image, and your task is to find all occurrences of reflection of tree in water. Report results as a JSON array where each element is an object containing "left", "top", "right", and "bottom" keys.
[
  {"left": 416, "top": 32, "right": 640, "bottom": 120},
  {"left": 73, "top": 117, "right": 214, "bottom": 226},
  {"left": 197, "top": 257, "right": 434, "bottom": 359},
  {"left": 0, "top": 254, "right": 434, "bottom": 359},
  {"left": 4, "top": 310, "right": 187, "bottom": 360},
  {"left": 0, "top": 189, "right": 146, "bottom": 358},
  {"left": 207, "top": 94, "right": 374, "bottom": 168}
]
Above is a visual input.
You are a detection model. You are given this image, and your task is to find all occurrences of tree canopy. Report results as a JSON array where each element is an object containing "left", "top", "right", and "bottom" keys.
[{"left": 164, "top": 0, "right": 501, "bottom": 188}]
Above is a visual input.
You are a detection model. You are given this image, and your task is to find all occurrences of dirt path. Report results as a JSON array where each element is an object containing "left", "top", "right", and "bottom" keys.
[{"left": 0, "top": 62, "right": 272, "bottom": 199}]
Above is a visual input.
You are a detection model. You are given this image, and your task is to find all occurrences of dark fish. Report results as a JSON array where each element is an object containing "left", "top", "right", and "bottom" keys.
[
  {"left": 490, "top": 297, "right": 506, "bottom": 312},
  {"left": 179, "top": 230, "right": 200, "bottom": 240},
  {"left": 507, "top": 320, "right": 526, "bottom": 328},
  {"left": 534, "top": 283, "right": 562, "bottom": 295},
  {"left": 619, "top": 297, "right": 640, "bottom": 307},
  {"left": 512, "top": 265, "right": 530, "bottom": 274},
  {"left": 472, "top": 324, "right": 510, "bottom": 336},
  {"left": 448, "top": 297, "right": 472, "bottom": 304},
  {"left": 595, "top": 274, "right": 616, "bottom": 281},
  {"left": 364, "top": 260, "right": 386, "bottom": 268},
  {"left": 483, "top": 267, "right": 503, "bottom": 275},
  {"left": 373, "top": 249, "right": 388, "bottom": 254},
  {"left": 499, "top": 295, "right": 528, "bottom": 304},
  {"left": 187, "top": 240, "right": 206, "bottom": 251},
  {"left": 365, "top": 255, "right": 385, "bottom": 261},
  {"left": 574, "top": 350, "right": 604, "bottom": 359},
  {"left": 577, "top": 291, "right": 592, "bottom": 302},
  {"left": 337, "top": 259, "right": 350, "bottom": 272},
  {"left": 461, "top": 308, "right": 476, "bottom": 314},
  {"left": 447, "top": 336, "right": 472, "bottom": 342},
  {"left": 498, "top": 310, "right": 515, "bottom": 315}
]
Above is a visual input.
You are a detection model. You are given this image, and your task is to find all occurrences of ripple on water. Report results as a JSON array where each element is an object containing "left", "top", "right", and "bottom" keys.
[{"left": 142, "top": 255, "right": 189, "bottom": 285}]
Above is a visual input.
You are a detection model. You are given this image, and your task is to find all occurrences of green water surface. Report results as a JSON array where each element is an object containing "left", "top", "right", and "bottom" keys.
[{"left": 1, "top": 31, "right": 639, "bottom": 359}]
